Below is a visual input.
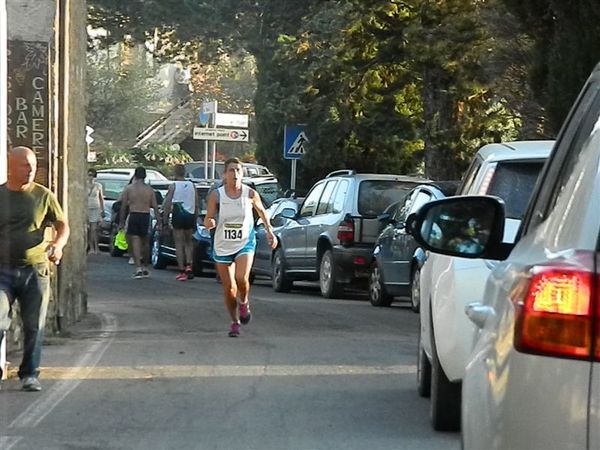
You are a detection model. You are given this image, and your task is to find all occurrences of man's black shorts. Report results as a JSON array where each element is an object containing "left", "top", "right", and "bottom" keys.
[
  {"left": 172, "top": 205, "right": 195, "bottom": 230},
  {"left": 127, "top": 212, "right": 150, "bottom": 237}
]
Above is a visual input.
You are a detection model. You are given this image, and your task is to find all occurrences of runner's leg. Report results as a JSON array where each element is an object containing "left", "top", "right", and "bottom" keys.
[
  {"left": 183, "top": 229, "right": 195, "bottom": 267},
  {"left": 216, "top": 262, "right": 238, "bottom": 322},
  {"left": 234, "top": 253, "right": 254, "bottom": 305},
  {"left": 173, "top": 228, "right": 186, "bottom": 271}
]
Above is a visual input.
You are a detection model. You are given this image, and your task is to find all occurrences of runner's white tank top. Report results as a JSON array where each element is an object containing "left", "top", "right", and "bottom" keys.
[
  {"left": 214, "top": 184, "right": 254, "bottom": 256},
  {"left": 172, "top": 180, "right": 195, "bottom": 214}
]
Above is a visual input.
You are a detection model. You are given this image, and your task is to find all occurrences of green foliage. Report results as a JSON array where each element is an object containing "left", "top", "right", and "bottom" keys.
[
  {"left": 87, "top": 44, "right": 162, "bottom": 148},
  {"left": 95, "top": 143, "right": 192, "bottom": 176}
]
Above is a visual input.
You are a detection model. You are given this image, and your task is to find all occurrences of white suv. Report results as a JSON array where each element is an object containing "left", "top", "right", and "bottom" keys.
[
  {"left": 417, "top": 140, "right": 553, "bottom": 430},
  {"left": 408, "top": 64, "right": 600, "bottom": 449}
]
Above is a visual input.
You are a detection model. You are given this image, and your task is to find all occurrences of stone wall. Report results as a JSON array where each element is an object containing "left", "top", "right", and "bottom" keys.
[{"left": 5, "top": 0, "right": 88, "bottom": 354}]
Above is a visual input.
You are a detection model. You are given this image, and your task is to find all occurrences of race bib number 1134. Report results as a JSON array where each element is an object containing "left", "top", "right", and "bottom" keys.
[{"left": 223, "top": 223, "right": 243, "bottom": 241}]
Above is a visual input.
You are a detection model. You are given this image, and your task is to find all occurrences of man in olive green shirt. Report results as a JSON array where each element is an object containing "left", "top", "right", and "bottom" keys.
[{"left": 0, "top": 146, "right": 69, "bottom": 392}]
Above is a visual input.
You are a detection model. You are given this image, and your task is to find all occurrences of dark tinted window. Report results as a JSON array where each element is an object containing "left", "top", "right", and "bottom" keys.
[
  {"left": 316, "top": 180, "right": 337, "bottom": 215},
  {"left": 486, "top": 161, "right": 545, "bottom": 219},
  {"left": 358, "top": 180, "right": 417, "bottom": 217}
]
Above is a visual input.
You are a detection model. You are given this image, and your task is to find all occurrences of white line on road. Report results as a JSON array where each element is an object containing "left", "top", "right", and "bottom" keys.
[
  {"left": 9, "top": 312, "right": 117, "bottom": 429},
  {"left": 13, "top": 364, "right": 416, "bottom": 379},
  {"left": 0, "top": 436, "right": 23, "bottom": 449}
]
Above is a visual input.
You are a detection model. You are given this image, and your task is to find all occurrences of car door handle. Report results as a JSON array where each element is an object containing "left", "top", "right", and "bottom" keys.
[{"left": 465, "top": 303, "right": 495, "bottom": 329}]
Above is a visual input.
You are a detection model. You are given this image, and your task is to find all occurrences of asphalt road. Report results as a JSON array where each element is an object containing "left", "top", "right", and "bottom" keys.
[{"left": 1, "top": 253, "right": 460, "bottom": 450}]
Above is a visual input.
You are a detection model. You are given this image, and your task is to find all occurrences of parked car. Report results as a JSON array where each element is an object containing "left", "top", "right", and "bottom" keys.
[
  {"left": 95, "top": 172, "right": 131, "bottom": 248},
  {"left": 252, "top": 197, "right": 303, "bottom": 280},
  {"left": 150, "top": 181, "right": 214, "bottom": 275},
  {"left": 406, "top": 65, "right": 600, "bottom": 449},
  {"left": 272, "top": 170, "right": 426, "bottom": 298},
  {"left": 97, "top": 167, "right": 169, "bottom": 182},
  {"left": 415, "top": 140, "right": 554, "bottom": 431},
  {"left": 368, "top": 181, "right": 459, "bottom": 308}
]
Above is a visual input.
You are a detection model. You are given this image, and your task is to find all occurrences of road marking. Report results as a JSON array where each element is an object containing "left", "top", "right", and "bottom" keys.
[
  {"left": 8, "top": 364, "right": 416, "bottom": 380},
  {"left": 0, "top": 436, "right": 23, "bottom": 449},
  {"left": 9, "top": 313, "right": 117, "bottom": 429}
]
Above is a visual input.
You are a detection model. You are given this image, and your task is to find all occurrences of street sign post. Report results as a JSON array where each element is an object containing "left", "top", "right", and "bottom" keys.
[
  {"left": 193, "top": 127, "right": 249, "bottom": 142},
  {"left": 284, "top": 125, "right": 309, "bottom": 190}
]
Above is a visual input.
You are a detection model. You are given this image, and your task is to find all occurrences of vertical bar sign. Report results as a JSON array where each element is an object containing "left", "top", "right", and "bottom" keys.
[{"left": 7, "top": 40, "right": 50, "bottom": 186}]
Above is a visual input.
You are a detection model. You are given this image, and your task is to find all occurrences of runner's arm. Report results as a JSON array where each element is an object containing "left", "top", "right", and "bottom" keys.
[
  {"left": 151, "top": 189, "right": 162, "bottom": 230},
  {"left": 118, "top": 188, "right": 129, "bottom": 229},
  {"left": 162, "top": 184, "right": 175, "bottom": 224},
  {"left": 251, "top": 190, "right": 277, "bottom": 248},
  {"left": 204, "top": 191, "right": 218, "bottom": 230}
]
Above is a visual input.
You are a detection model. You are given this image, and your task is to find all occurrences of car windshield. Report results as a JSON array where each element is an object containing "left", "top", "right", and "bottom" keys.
[
  {"left": 98, "top": 179, "right": 129, "bottom": 200},
  {"left": 486, "top": 161, "right": 545, "bottom": 219},
  {"left": 358, "top": 180, "right": 419, "bottom": 217}
]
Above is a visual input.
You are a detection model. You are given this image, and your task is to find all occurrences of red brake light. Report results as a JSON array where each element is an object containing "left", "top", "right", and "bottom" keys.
[
  {"left": 337, "top": 220, "right": 354, "bottom": 244},
  {"left": 514, "top": 267, "right": 593, "bottom": 360}
]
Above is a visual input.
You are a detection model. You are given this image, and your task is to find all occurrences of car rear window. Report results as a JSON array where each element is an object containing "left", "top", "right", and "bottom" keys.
[
  {"left": 98, "top": 179, "right": 129, "bottom": 200},
  {"left": 486, "top": 161, "right": 545, "bottom": 219},
  {"left": 357, "top": 180, "right": 419, "bottom": 217},
  {"left": 187, "top": 163, "right": 225, "bottom": 179}
]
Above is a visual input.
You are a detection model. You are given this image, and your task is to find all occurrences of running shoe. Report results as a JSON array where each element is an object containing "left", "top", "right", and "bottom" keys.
[
  {"left": 21, "top": 376, "right": 42, "bottom": 392},
  {"left": 175, "top": 271, "right": 187, "bottom": 281},
  {"left": 128, "top": 257, "right": 134, "bottom": 265},
  {"left": 133, "top": 269, "right": 143, "bottom": 279},
  {"left": 185, "top": 265, "right": 194, "bottom": 280},
  {"left": 228, "top": 321, "right": 241, "bottom": 337},
  {"left": 142, "top": 269, "right": 150, "bottom": 278},
  {"left": 239, "top": 302, "right": 252, "bottom": 325}
]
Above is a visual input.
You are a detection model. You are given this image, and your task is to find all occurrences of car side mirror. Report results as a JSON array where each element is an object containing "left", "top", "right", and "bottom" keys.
[
  {"left": 377, "top": 212, "right": 396, "bottom": 225},
  {"left": 280, "top": 208, "right": 296, "bottom": 220},
  {"left": 406, "top": 196, "right": 511, "bottom": 260}
]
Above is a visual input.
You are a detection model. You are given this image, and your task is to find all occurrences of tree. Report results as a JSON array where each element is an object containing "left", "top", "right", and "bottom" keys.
[{"left": 87, "top": 43, "right": 161, "bottom": 149}]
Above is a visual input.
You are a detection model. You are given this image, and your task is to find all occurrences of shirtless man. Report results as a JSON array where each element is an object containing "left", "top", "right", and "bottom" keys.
[{"left": 119, "top": 167, "right": 161, "bottom": 278}]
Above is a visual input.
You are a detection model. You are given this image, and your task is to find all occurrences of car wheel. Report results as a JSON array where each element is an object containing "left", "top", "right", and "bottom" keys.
[
  {"left": 109, "top": 228, "right": 124, "bottom": 257},
  {"left": 272, "top": 249, "right": 292, "bottom": 292},
  {"left": 417, "top": 326, "right": 431, "bottom": 398},
  {"left": 151, "top": 232, "right": 168, "bottom": 270},
  {"left": 319, "top": 249, "right": 343, "bottom": 299},
  {"left": 368, "top": 261, "right": 392, "bottom": 307},
  {"left": 430, "top": 340, "right": 461, "bottom": 431},
  {"left": 410, "top": 266, "right": 421, "bottom": 313}
]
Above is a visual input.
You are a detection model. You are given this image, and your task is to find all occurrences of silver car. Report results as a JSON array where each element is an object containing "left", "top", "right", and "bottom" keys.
[{"left": 408, "top": 63, "right": 600, "bottom": 449}]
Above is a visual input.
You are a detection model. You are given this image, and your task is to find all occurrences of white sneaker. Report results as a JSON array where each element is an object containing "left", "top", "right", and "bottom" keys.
[
  {"left": 22, "top": 376, "right": 42, "bottom": 392},
  {"left": 128, "top": 257, "right": 134, "bottom": 265}
]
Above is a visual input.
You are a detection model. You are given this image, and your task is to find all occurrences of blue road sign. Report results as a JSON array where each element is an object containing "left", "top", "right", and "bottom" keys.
[
  {"left": 199, "top": 110, "right": 210, "bottom": 126},
  {"left": 284, "top": 125, "right": 308, "bottom": 160}
]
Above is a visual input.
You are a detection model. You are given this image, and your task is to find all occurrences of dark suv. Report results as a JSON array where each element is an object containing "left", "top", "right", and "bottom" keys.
[{"left": 273, "top": 170, "right": 427, "bottom": 298}]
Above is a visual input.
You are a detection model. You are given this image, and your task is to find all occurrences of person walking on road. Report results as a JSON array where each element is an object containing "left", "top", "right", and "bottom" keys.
[
  {"left": 0, "top": 146, "right": 70, "bottom": 391},
  {"left": 87, "top": 168, "right": 105, "bottom": 254},
  {"left": 163, "top": 164, "right": 198, "bottom": 281},
  {"left": 204, "top": 158, "right": 277, "bottom": 337},
  {"left": 119, "top": 167, "right": 161, "bottom": 279}
]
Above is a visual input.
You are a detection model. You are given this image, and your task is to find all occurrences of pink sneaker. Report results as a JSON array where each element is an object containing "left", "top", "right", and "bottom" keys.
[
  {"left": 228, "top": 322, "right": 240, "bottom": 337},
  {"left": 175, "top": 271, "right": 187, "bottom": 281},
  {"left": 239, "top": 302, "right": 251, "bottom": 325}
]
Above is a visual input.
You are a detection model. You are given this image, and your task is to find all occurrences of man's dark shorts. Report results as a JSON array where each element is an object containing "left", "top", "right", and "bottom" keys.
[
  {"left": 127, "top": 212, "right": 151, "bottom": 237},
  {"left": 172, "top": 206, "right": 195, "bottom": 230}
]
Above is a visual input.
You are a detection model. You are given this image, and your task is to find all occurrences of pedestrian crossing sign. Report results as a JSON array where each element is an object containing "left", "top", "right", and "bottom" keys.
[{"left": 284, "top": 126, "right": 308, "bottom": 160}]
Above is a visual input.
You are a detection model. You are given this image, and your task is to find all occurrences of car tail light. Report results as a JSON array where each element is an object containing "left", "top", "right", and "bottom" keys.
[
  {"left": 513, "top": 265, "right": 595, "bottom": 360},
  {"left": 338, "top": 219, "right": 354, "bottom": 245}
]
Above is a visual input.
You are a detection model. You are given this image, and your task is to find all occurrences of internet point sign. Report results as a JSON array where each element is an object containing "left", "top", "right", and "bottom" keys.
[{"left": 283, "top": 125, "right": 308, "bottom": 160}]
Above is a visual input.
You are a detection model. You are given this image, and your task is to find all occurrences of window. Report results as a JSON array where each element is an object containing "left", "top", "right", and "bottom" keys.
[
  {"left": 410, "top": 191, "right": 432, "bottom": 215},
  {"left": 358, "top": 180, "right": 417, "bottom": 217},
  {"left": 253, "top": 182, "right": 282, "bottom": 207},
  {"left": 486, "top": 161, "right": 545, "bottom": 219},
  {"left": 316, "top": 180, "right": 337, "bottom": 215},
  {"left": 300, "top": 182, "right": 326, "bottom": 217},
  {"left": 332, "top": 179, "right": 349, "bottom": 214},
  {"left": 459, "top": 158, "right": 482, "bottom": 195},
  {"left": 394, "top": 190, "right": 416, "bottom": 223},
  {"left": 98, "top": 179, "right": 129, "bottom": 201},
  {"left": 526, "top": 83, "right": 600, "bottom": 230}
]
